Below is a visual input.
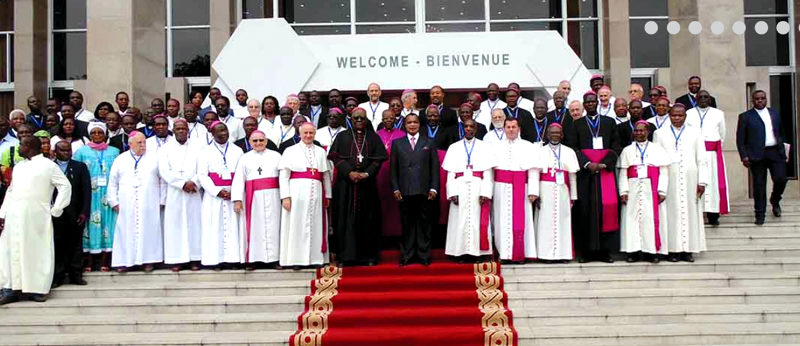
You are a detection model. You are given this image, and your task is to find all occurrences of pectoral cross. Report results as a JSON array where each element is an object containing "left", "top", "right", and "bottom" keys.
[
  {"left": 310, "top": 167, "right": 317, "bottom": 175},
  {"left": 357, "top": 154, "right": 364, "bottom": 163},
  {"left": 257, "top": 167, "right": 263, "bottom": 176}
]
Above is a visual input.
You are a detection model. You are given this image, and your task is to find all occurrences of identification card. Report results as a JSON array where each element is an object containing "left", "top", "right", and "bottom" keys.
[
  {"left": 221, "top": 170, "right": 232, "bottom": 180},
  {"left": 636, "top": 165, "right": 647, "bottom": 179},
  {"left": 97, "top": 176, "right": 108, "bottom": 187},
  {"left": 592, "top": 136, "right": 604, "bottom": 149},
  {"left": 464, "top": 166, "right": 473, "bottom": 177},
  {"left": 555, "top": 171, "right": 565, "bottom": 185}
]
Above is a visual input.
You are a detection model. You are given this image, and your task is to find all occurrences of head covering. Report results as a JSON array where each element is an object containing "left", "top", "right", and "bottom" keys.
[
  {"left": 345, "top": 96, "right": 359, "bottom": 104},
  {"left": 506, "top": 85, "right": 520, "bottom": 93},
  {"left": 548, "top": 123, "right": 563, "bottom": 129},
  {"left": 583, "top": 90, "right": 598, "bottom": 99},
  {"left": 598, "top": 85, "right": 612, "bottom": 93},
  {"left": 459, "top": 102, "right": 473, "bottom": 110},
  {"left": 655, "top": 85, "right": 668, "bottom": 95},
  {"left": 9, "top": 109, "right": 25, "bottom": 118},
  {"left": 129, "top": 130, "right": 143, "bottom": 138},
  {"left": 210, "top": 120, "right": 225, "bottom": 129},
  {"left": 469, "top": 92, "right": 483, "bottom": 104},
  {"left": 635, "top": 119, "right": 650, "bottom": 126},
  {"left": 328, "top": 108, "right": 343, "bottom": 115},
  {"left": 286, "top": 93, "right": 299, "bottom": 100},
  {"left": 87, "top": 121, "right": 107, "bottom": 134},
  {"left": 251, "top": 130, "right": 266, "bottom": 138},
  {"left": 351, "top": 107, "right": 366, "bottom": 114},
  {"left": 590, "top": 74, "right": 604, "bottom": 81},
  {"left": 33, "top": 130, "right": 50, "bottom": 139},
  {"left": 402, "top": 89, "right": 415, "bottom": 96},
  {"left": 173, "top": 118, "right": 188, "bottom": 126}
]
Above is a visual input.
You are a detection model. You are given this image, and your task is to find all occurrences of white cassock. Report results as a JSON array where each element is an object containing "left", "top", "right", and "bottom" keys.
[
  {"left": 267, "top": 124, "right": 295, "bottom": 149},
  {"left": 654, "top": 124, "right": 709, "bottom": 253},
  {"left": 316, "top": 126, "right": 345, "bottom": 149},
  {"left": 479, "top": 99, "right": 507, "bottom": 127},
  {"left": 107, "top": 151, "right": 164, "bottom": 267},
  {"left": 233, "top": 107, "right": 250, "bottom": 119},
  {"left": 686, "top": 106, "right": 729, "bottom": 214},
  {"left": 532, "top": 143, "right": 579, "bottom": 260},
  {"left": 197, "top": 141, "right": 244, "bottom": 265},
  {"left": 442, "top": 138, "right": 496, "bottom": 257},
  {"left": 146, "top": 135, "right": 173, "bottom": 205},
  {"left": 483, "top": 128, "right": 506, "bottom": 146},
  {"left": 492, "top": 138, "right": 540, "bottom": 261},
  {"left": 257, "top": 117, "right": 278, "bottom": 136},
  {"left": 0, "top": 155, "right": 71, "bottom": 294},
  {"left": 185, "top": 122, "right": 206, "bottom": 148},
  {"left": 647, "top": 114, "right": 670, "bottom": 131},
  {"left": 358, "top": 101, "right": 390, "bottom": 130},
  {"left": 278, "top": 143, "right": 332, "bottom": 266},
  {"left": 220, "top": 114, "right": 245, "bottom": 142},
  {"left": 618, "top": 141, "right": 670, "bottom": 255},
  {"left": 231, "top": 149, "right": 282, "bottom": 264},
  {"left": 158, "top": 140, "right": 203, "bottom": 264}
]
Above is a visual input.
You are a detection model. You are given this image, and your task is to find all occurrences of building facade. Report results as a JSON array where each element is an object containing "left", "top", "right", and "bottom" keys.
[{"left": 1, "top": 0, "right": 798, "bottom": 199}]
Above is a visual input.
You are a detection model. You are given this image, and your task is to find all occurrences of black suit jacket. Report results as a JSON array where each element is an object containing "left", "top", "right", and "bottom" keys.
[
  {"left": 569, "top": 115, "right": 621, "bottom": 167},
  {"left": 235, "top": 137, "right": 278, "bottom": 153},
  {"left": 736, "top": 107, "right": 786, "bottom": 161},
  {"left": 109, "top": 133, "right": 129, "bottom": 153},
  {"left": 26, "top": 112, "right": 47, "bottom": 131},
  {"left": 390, "top": 134, "right": 440, "bottom": 196},
  {"left": 675, "top": 93, "right": 717, "bottom": 110},
  {"left": 502, "top": 107, "right": 536, "bottom": 142},
  {"left": 302, "top": 105, "right": 329, "bottom": 128},
  {"left": 545, "top": 109, "right": 575, "bottom": 145},
  {"left": 642, "top": 104, "right": 657, "bottom": 120},
  {"left": 54, "top": 160, "right": 91, "bottom": 224},
  {"left": 440, "top": 122, "right": 487, "bottom": 147},
  {"left": 437, "top": 106, "right": 458, "bottom": 128},
  {"left": 616, "top": 120, "right": 656, "bottom": 153},
  {"left": 73, "top": 119, "right": 90, "bottom": 138}
]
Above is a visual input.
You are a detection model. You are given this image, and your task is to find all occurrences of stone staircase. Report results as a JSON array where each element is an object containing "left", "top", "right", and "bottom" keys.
[{"left": 1, "top": 201, "right": 799, "bottom": 345}]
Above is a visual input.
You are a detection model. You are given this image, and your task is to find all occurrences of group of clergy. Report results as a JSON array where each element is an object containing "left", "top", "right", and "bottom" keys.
[{"left": 1, "top": 75, "right": 739, "bottom": 304}]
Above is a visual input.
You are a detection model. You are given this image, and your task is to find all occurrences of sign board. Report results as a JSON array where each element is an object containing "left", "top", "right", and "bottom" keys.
[{"left": 211, "top": 18, "right": 594, "bottom": 103}]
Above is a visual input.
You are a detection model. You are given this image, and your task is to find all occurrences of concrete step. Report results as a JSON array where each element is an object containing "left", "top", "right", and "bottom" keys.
[
  {"left": 49, "top": 280, "right": 311, "bottom": 299},
  {"left": 504, "top": 272, "right": 800, "bottom": 290},
  {"left": 720, "top": 214, "right": 800, "bottom": 223},
  {"left": 506, "top": 286, "right": 800, "bottom": 308},
  {"left": 0, "top": 331, "right": 290, "bottom": 346},
  {"left": 0, "top": 295, "right": 305, "bottom": 316},
  {"left": 702, "top": 245, "right": 800, "bottom": 258},
  {"left": 83, "top": 268, "right": 316, "bottom": 285},
  {"left": 710, "top": 222, "right": 800, "bottom": 231},
  {"left": 515, "top": 322, "right": 800, "bottom": 346},
  {"left": 706, "top": 233, "right": 800, "bottom": 246},
  {"left": 502, "top": 256, "right": 800, "bottom": 275}
]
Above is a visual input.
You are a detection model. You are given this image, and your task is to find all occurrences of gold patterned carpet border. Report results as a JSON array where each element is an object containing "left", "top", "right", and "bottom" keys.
[
  {"left": 474, "top": 262, "right": 517, "bottom": 346},
  {"left": 291, "top": 265, "right": 342, "bottom": 346}
]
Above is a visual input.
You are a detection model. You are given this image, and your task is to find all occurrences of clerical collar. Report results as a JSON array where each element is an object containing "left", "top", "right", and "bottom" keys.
[
  {"left": 56, "top": 159, "right": 69, "bottom": 165},
  {"left": 549, "top": 142, "right": 560, "bottom": 148},
  {"left": 464, "top": 137, "right": 474, "bottom": 143},
  {"left": 535, "top": 117, "right": 546, "bottom": 122}
]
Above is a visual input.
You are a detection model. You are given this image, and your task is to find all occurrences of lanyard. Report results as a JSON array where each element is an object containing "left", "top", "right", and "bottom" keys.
[
  {"left": 188, "top": 122, "right": 197, "bottom": 138},
  {"left": 554, "top": 108, "right": 565, "bottom": 123},
  {"left": 698, "top": 108, "right": 709, "bottom": 128},
  {"left": 245, "top": 138, "right": 252, "bottom": 151},
  {"left": 427, "top": 125, "right": 439, "bottom": 138},
  {"left": 636, "top": 142, "right": 648, "bottom": 165},
  {"left": 458, "top": 123, "right": 465, "bottom": 140},
  {"left": 494, "top": 128, "right": 504, "bottom": 140},
  {"left": 346, "top": 117, "right": 353, "bottom": 129},
  {"left": 689, "top": 94, "right": 697, "bottom": 108},
  {"left": 488, "top": 99, "right": 500, "bottom": 111},
  {"left": 533, "top": 118, "right": 547, "bottom": 142},
  {"left": 215, "top": 142, "right": 229, "bottom": 168},
  {"left": 206, "top": 133, "right": 214, "bottom": 145},
  {"left": 130, "top": 151, "right": 142, "bottom": 170},
  {"left": 505, "top": 107, "right": 519, "bottom": 119},
  {"left": 143, "top": 126, "right": 154, "bottom": 137},
  {"left": 329, "top": 127, "right": 342, "bottom": 140},
  {"left": 586, "top": 115, "right": 601, "bottom": 138},
  {"left": 463, "top": 138, "right": 475, "bottom": 166},
  {"left": 368, "top": 101, "right": 381, "bottom": 117},
  {"left": 393, "top": 117, "right": 403, "bottom": 129},
  {"left": 280, "top": 126, "right": 291, "bottom": 143},
  {"left": 156, "top": 136, "right": 168, "bottom": 148},
  {"left": 654, "top": 116, "right": 667, "bottom": 129},
  {"left": 310, "top": 105, "right": 321, "bottom": 123},
  {"left": 96, "top": 149, "right": 107, "bottom": 172},
  {"left": 598, "top": 103, "right": 612, "bottom": 116},
  {"left": 670, "top": 125, "right": 685, "bottom": 151},
  {"left": 123, "top": 135, "right": 129, "bottom": 151},
  {"left": 30, "top": 115, "right": 44, "bottom": 129},
  {"left": 550, "top": 144, "right": 561, "bottom": 169}
]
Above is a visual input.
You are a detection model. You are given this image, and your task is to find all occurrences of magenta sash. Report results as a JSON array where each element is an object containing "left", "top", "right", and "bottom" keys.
[
  {"left": 454, "top": 171, "right": 491, "bottom": 250},
  {"left": 494, "top": 169, "right": 528, "bottom": 261},
  {"left": 289, "top": 169, "right": 327, "bottom": 253},
  {"left": 209, "top": 173, "right": 234, "bottom": 186},
  {"left": 540, "top": 168, "right": 570, "bottom": 188},
  {"left": 437, "top": 150, "right": 449, "bottom": 224},
  {"left": 626, "top": 165, "right": 662, "bottom": 251},
  {"left": 704, "top": 141, "right": 729, "bottom": 215},
  {"left": 580, "top": 149, "right": 619, "bottom": 232},
  {"left": 244, "top": 177, "right": 279, "bottom": 262}
]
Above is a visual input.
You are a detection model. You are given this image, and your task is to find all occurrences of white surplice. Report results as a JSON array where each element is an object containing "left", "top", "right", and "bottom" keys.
[
  {"left": 618, "top": 141, "right": 670, "bottom": 255},
  {"left": 0, "top": 155, "right": 71, "bottom": 294},
  {"left": 146, "top": 135, "right": 173, "bottom": 205},
  {"left": 654, "top": 124, "right": 709, "bottom": 253},
  {"left": 532, "top": 143, "right": 579, "bottom": 260},
  {"left": 267, "top": 124, "right": 295, "bottom": 149},
  {"left": 278, "top": 143, "right": 332, "bottom": 266},
  {"left": 482, "top": 128, "right": 507, "bottom": 146},
  {"left": 316, "top": 126, "right": 345, "bottom": 149},
  {"left": 478, "top": 99, "right": 507, "bottom": 129},
  {"left": 358, "top": 101, "right": 390, "bottom": 130},
  {"left": 442, "top": 138, "right": 496, "bottom": 257},
  {"left": 107, "top": 151, "right": 164, "bottom": 267},
  {"left": 257, "top": 116, "right": 278, "bottom": 136},
  {"left": 492, "top": 138, "right": 540, "bottom": 260},
  {"left": 220, "top": 114, "right": 245, "bottom": 142},
  {"left": 685, "top": 106, "right": 729, "bottom": 214},
  {"left": 197, "top": 141, "right": 244, "bottom": 265},
  {"left": 231, "top": 149, "right": 282, "bottom": 264},
  {"left": 158, "top": 140, "right": 203, "bottom": 264}
]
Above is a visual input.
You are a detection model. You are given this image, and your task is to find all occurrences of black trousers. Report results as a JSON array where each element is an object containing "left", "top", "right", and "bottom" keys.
[
  {"left": 750, "top": 146, "right": 788, "bottom": 217},
  {"left": 399, "top": 195, "right": 433, "bottom": 262},
  {"left": 52, "top": 217, "right": 84, "bottom": 280}
]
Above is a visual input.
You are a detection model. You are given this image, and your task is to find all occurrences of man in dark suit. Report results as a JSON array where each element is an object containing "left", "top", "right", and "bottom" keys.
[
  {"left": 736, "top": 90, "right": 787, "bottom": 225},
  {"left": 675, "top": 76, "right": 717, "bottom": 110},
  {"left": 300, "top": 91, "right": 329, "bottom": 129},
  {"left": 235, "top": 116, "right": 278, "bottom": 153},
  {"left": 51, "top": 141, "right": 91, "bottom": 288},
  {"left": 503, "top": 88, "right": 536, "bottom": 142},
  {"left": 278, "top": 116, "right": 321, "bottom": 154},
  {"left": 428, "top": 85, "right": 458, "bottom": 128},
  {"left": 59, "top": 104, "right": 90, "bottom": 139},
  {"left": 546, "top": 91, "right": 575, "bottom": 145},
  {"left": 441, "top": 103, "right": 488, "bottom": 147},
  {"left": 390, "top": 114, "right": 440, "bottom": 266}
]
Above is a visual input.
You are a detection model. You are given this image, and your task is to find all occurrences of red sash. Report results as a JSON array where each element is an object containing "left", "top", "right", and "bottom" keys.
[
  {"left": 704, "top": 140, "right": 729, "bottom": 214},
  {"left": 580, "top": 149, "right": 619, "bottom": 232},
  {"left": 244, "top": 177, "right": 279, "bottom": 262},
  {"left": 454, "top": 171, "right": 491, "bottom": 250},
  {"left": 289, "top": 168, "right": 327, "bottom": 253},
  {"left": 494, "top": 169, "right": 528, "bottom": 261},
  {"left": 626, "top": 165, "right": 662, "bottom": 251},
  {"left": 540, "top": 168, "right": 570, "bottom": 188},
  {"left": 208, "top": 172, "right": 234, "bottom": 186}
]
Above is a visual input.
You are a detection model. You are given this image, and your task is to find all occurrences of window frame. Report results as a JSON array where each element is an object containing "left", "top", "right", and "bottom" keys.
[
  {"left": 0, "top": 30, "right": 12, "bottom": 91},
  {"left": 628, "top": 0, "right": 669, "bottom": 69},
  {"left": 48, "top": 0, "right": 88, "bottom": 90},
  {"left": 743, "top": 0, "right": 795, "bottom": 68},
  {"left": 166, "top": 0, "right": 212, "bottom": 78}
]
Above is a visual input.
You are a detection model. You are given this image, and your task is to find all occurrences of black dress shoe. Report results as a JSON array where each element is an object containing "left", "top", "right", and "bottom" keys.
[
  {"left": 577, "top": 257, "right": 588, "bottom": 263},
  {"left": 420, "top": 259, "right": 431, "bottom": 266},
  {"left": 681, "top": 253, "right": 695, "bottom": 263},
  {"left": 27, "top": 294, "right": 47, "bottom": 303},
  {"left": 0, "top": 293, "right": 19, "bottom": 305},
  {"left": 69, "top": 276, "right": 88, "bottom": 286},
  {"left": 600, "top": 256, "right": 614, "bottom": 263},
  {"left": 755, "top": 218, "right": 765, "bottom": 225},
  {"left": 399, "top": 260, "right": 408, "bottom": 267},
  {"left": 51, "top": 277, "right": 64, "bottom": 289},
  {"left": 667, "top": 254, "right": 680, "bottom": 262},
  {"left": 625, "top": 253, "right": 639, "bottom": 263},
  {"left": 365, "top": 260, "right": 377, "bottom": 267},
  {"left": 773, "top": 204, "right": 782, "bottom": 217}
]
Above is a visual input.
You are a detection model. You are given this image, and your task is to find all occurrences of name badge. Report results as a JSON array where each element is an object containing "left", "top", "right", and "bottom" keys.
[
  {"left": 221, "top": 170, "right": 232, "bottom": 180},
  {"left": 97, "top": 176, "right": 108, "bottom": 187},
  {"left": 555, "top": 171, "right": 565, "bottom": 185},
  {"left": 592, "top": 136, "right": 604, "bottom": 149},
  {"left": 636, "top": 165, "right": 648, "bottom": 179},
  {"left": 464, "top": 166, "right": 473, "bottom": 178}
]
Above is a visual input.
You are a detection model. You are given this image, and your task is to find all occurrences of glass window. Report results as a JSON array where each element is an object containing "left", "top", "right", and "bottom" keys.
[
  {"left": 0, "top": 0, "right": 13, "bottom": 31},
  {"left": 744, "top": 0, "right": 788, "bottom": 15},
  {"left": 356, "top": 0, "right": 414, "bottom": 22},
  {"left": 567, "top": 21, "right": 598, "bottom": 69},
  {"left": 631, "top": 77, "right": 653, "bottom": 96},
  {"left": 770, "top": 74, "right": 797, "bottom": 178},
  {"left": 489, "top": 0, "right": 560, "bottom": 20},
  {"left": 630, "top": 19, "right": 670, "bottom": 68},
  {"left": 745, "top": 17, "right": 790, "bottom": 66},
  {"left": 629, "top": 0, "right": 667, "bottom": 17},
  {"left": 53, "top": 32, "right": 87, "bottom": 80},
  {"left": 242, "top": 0, "right": 271, "bottom": 19},
  {"left": 356, "top": 25, "right": 416, "bottom": 34},
  {"left": 567, "top": 0, "right": 597, "bottom": 18},
  {"left": 0, "top": 35, "right": 7, "bottom": 83},
  {"left": 490, "top": 21, "right": 561, "bottom": 34},
  {"left": 172, "top": 28, "right": 210, "bottom": 77},
  {"left": 285, "top": 0, "right": 350, "bottom": 23},
  {"left": 172, "top": 0, "right": 209, "bottom": 26},
  {"left": 293, "top": 25, "right": 351, "bottom": 35},
  {"left": 53, "top": 0, "right": 86, "bottom": 30},
  {"left": 426, "top": 22, "right": 484, "bottom": 33},
  {"left": 426, "top": 0, "right": 484, "bottom": 21}
]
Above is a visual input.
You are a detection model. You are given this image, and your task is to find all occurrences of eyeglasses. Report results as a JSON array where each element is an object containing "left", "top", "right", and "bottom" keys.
[
  {"left": 352, "top": 117, "right": 366, "bottom": 121},
  {"left": 251, "top": 138, "right": 265, "bottom": 142},
  {"left": 390, "top": 104, "right": 402, "bottom": 108}
]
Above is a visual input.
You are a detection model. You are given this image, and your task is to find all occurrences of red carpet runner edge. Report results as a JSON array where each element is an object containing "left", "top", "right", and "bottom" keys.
[{"left": 290, "top": 251, "right": 518, "bottom": 346}]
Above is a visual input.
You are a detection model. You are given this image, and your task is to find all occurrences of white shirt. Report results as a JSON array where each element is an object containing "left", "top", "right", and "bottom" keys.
[
  {"left": 358, "top": 101, "right": 389, "bottom": 129},
  {"left": 407, "top": 133, "right": 419, "bottom": 144},
  {"left": 75, "top": 108, "right": 96, "bottom": 122},
  {"left": 756, "top": 107, "right": 777, "bottom": 146}
]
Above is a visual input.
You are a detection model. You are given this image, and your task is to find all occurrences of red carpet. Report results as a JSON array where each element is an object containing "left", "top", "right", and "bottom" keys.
[{"left": 290, "top": 251, "right": 517, "bottom": 346}]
